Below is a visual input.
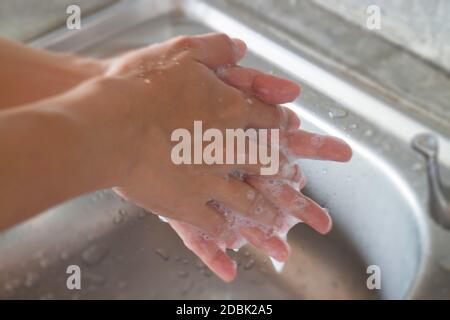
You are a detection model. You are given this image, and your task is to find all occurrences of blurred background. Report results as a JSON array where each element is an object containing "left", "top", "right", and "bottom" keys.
[{"left": 2, "top": 0, "right": 450, "bottom": 72}]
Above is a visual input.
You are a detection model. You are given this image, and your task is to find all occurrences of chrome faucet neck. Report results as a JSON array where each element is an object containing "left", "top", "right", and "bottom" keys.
[{"left": 412, "top": 133, "right": 450, "bottom": 229}]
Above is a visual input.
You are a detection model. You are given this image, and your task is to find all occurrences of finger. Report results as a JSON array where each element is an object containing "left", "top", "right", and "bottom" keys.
[
  {"left": 240, "top": 227, "right": 291, "bottom": 262},
  {"left": 245, "top": 101, "right": 300, "bottom": 130},
  {"left": 230, "top": 152, "right": 292, "bottom": 179},
  {"left": 209, "top": 198, "right": 291, "bottom": 261},
  {"left": 210, "top": 176, "right": 281, "bottom": 227},
  {"left": 174, "top": 203, "right": 233, "bottom": 241},
  {"left": 168, "top": 219, "right": 237, "bottom": 282},
  {"left": 281, "top": 130, "right": 352, "bottom": 162},
  {"left": 190, "top": 145, "right": 290, "bottom": 179},
  {"left": 172, "top": 33, "right": 246, "bottom": 69},
  {"left": 250, "top": 162, "right": 307, "bottom": 189},
  {"left": 217, "top": 66, "right": 301, "bottom": 104},
  {"left": 245, "top": 176, "right": 332, "bottom": 234},
  {"left": 282, "top": 107, "right": 301, "bottom": 130},
  {"left": 298, "top": 167, "right": 307, "bottom": 190}
]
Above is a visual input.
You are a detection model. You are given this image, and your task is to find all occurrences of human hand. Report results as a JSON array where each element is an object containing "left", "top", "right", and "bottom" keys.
[
  {"left": 104, "top": 33, "right": 303, "bottom": 242},
  {"left": 162, "top": 56, "right": 352, "bottom": 281},
  {"left": 99, "top": 33, "right": 351, "bottom": 281}
]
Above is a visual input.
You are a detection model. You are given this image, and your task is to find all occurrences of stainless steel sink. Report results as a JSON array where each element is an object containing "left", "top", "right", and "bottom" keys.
[{"left": 1, "top": 0, "right": 449, "bottom": 299}]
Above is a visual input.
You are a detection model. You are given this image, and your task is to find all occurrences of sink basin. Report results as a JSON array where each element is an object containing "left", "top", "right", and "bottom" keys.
[{"left": 1, "top": 0, "right": 449, "bottom": 300}]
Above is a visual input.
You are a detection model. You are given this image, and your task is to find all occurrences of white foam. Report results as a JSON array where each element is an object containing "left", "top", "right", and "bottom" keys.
[
  {"left": 310, "top": 134, "right": 325, "bottom": 148},
  {"left": 270, "top": 257, "right": 285, "bottom": 273}
]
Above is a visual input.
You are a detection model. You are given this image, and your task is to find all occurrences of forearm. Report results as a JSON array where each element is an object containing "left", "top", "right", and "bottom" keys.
[
  {"left": 0, "top": 37, "right": 105, "bottom": 108},
  {"left": 0, "top": 77, "right": 132, "bottom": 229}
]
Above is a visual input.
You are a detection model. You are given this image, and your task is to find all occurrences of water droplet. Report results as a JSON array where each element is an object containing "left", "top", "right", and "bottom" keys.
[
  {"left": 155, "top": 248, "right": 170, "bottom": 261},
  {"left": 4, "top": 282, "right": 14, "bottom": 292},
  {"left": 348, "top": 123, "right": 358, "bottom": 130},
  {"left": 250, "top": 277, "right": 265, "bottom": 286},
  {"left": 382, "top": 142, "right": 391, "bottom": 152},
  {"left": 439, "top": 256, "right": 450, "bottom": 273},
  {"left": 85, "top": 272, "right": 107, "bottom": 287},
  {"left": 113, "top": 215, "right": 123, "bottom": 224},
  {"left": 328, "top": 107, "right": 348, "bottom": 119},
  {"left": 181, "top": 282, "right": 194, "bottom": 296},
  {"left": 244, "top": 259, "right": 255, "bottom": 270},
  {"left": 60, "top": 251, "right": 69, "bottom": 260},
  {"left": 138, "top": 211, "right": 146, "bottom": 219},
  {"left": 196, "top": 261, "right": 206, "bottom": 270},
  {"left": 144, "top": 78, "right": 150, "bottom": 84},
  {"left": 35, "top": 251, "right": 49, "bottom": 269},
  {"left": 24, "top": 272, "right": 38, "bottom": 288},
  {"left": 246, "top": 98, "right": 253, "bottom": 104},
  {"left": 81, "top": 243, "right": 109, "bottom": 266},
  {"left": 178, "top": 271, "right": 189, "bottom": 278},
  {"left": 39, "top": 257, "right": 49, "bottom": 269},
  {"left": 39, "top": 293, "right": 54, "bottom": 300},
  {"left": 364, "top": 129, "right": 374, "bottom": 137},
  {"left": 202, "top": 269, "right": 212, "bottom": 277}
]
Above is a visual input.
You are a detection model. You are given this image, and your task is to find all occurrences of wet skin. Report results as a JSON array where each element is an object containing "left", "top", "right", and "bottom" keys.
[{"left": 0, "top": 34, "right": 352, "bottom": 282}]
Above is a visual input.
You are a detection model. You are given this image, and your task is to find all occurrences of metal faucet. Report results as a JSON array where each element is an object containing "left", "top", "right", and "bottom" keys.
[{"left": 412, "top": 133, "right": 450, "bottom": 229}]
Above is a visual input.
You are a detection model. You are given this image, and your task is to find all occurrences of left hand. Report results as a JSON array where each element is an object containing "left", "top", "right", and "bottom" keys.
[{"left": 163, "top": 59, "right": 351, "bottom": 281}]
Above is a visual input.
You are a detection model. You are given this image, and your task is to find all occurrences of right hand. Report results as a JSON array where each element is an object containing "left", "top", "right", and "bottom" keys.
[{"left": 164, "top": 57, "right": 352, "bottom": 281}]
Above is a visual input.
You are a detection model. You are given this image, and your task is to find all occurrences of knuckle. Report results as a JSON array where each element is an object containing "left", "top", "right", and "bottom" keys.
[
  {"left": 172, "top": 35, "right": 201, "bottom": 51},
  {"left": 247, "top": 192, "right": 266, "bottom": 216},
  {"left": 277, "top": 106, "right": 290, "bottom": 129},
  {"left": 215, "top": 33, "right": 232, "bottom": 45},
  {"left": 215, "top": 94, "right": 247, "bottom": 125}
]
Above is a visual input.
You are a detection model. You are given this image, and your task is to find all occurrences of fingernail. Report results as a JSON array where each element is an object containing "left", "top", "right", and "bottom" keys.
[
  {"left": 213, "top": 253, "right": 237, "bottom": 282},
  {"left": 215, "top": 66, "right": 228, "bottom": 77},
  {"left": 285, "top": 108, "right": 301, "bottom": 129},
  {"left": 268, "top": 240, "right": 291, "bottom": 262},
  {"left": 277, "top": 107, "right": 289, "bottom": 130},
  {"left": 231, "top": 38, "right": 247, "bottom": 59},
  {"left": 255, "top": 86, "right": 270, "bottom": 98},
  {"left": 276, "top": 107, "right": 300, "bottom": 130}
]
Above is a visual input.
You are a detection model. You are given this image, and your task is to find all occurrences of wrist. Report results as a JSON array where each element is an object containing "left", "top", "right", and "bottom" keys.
[
  {"left": 53, "top": 53, "right": 107, "bottom": 84},
  {"left": 61, "top": 75, "right": 140, "bottom": 187}
]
